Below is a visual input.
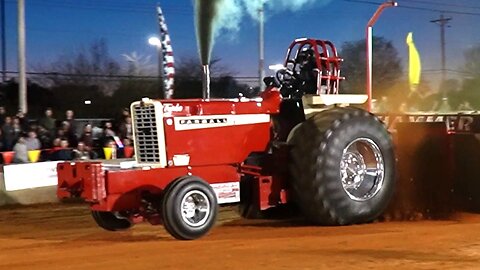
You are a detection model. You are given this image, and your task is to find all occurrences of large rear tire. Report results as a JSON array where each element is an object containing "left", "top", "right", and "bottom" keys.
[
  {"left": 162, "top": 176, "right": 218, "bottom": 240},
  {"left": 288, "top": 107, "right": 395, "bottom": 225},
  {"left": 91, "top": 211, "right": 133, "bottom": 231}
]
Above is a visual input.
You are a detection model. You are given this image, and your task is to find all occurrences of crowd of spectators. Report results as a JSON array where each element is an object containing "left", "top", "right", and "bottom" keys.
[{"left": 0, "top": 107, "right": 133, "bottom": 164}]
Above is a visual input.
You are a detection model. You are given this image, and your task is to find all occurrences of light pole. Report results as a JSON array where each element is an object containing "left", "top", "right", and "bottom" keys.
[
  {"left": 1, "top": 0, "right": 6, "bottom": 82},
  {"left": 365, "top": 1, "right": 397, "bottom": 112},
  {"left": 258, "top": 0, "right": 265, "bottom": 92},
  {"left": 148, "top": 36, "right": 165, "bottom": 97},
  {"left": 18, "top": 0, "right": 27, "bottom": 113}
]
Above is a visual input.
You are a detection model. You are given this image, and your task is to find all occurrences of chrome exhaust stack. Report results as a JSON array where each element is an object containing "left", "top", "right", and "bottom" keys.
[{"left": 202, "top": 64, "right": 210, "bottom": 99}]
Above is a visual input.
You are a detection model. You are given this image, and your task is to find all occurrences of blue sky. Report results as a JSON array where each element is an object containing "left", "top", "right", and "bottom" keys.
[{"left": 3, "top": 0, "right": 480, "bottom": 86}]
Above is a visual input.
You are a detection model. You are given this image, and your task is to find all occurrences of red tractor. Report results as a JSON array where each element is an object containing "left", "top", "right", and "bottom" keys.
[{"left": 57, "top": 38, "right": 395, "bottom": 240}]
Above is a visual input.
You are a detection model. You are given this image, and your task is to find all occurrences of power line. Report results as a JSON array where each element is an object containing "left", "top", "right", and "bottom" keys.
[
  {"left": 343, "top": 0, "right": 480, "bottom": 16},
  {"left": 5, "top": 0, "right": 193, "bottom": 15},
  {"left": 401, "top": 0, "right": 480, "bottom": 10}
]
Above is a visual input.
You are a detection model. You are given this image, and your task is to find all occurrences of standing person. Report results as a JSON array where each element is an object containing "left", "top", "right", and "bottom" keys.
[
  {"left": 16, "top": 110, "right": 29, "bottom": 131},
  {"left": 99, "top": 121, "right": 116, "bottom": 148},
  {"left": 12, "top": 117, "right": 23, "bottom": 140},
  {"left": 2, "top": 116, "right": 15, "bottom": 151},
  {"left": 118, "top": 116, "right": 133, "bottom": 141},
  {"left": 39, "top": 108, "right": 56, "bottom": 136},
  {"left": 0, "top": 106, "right": 7, "bottom": 127},
  {"left": 61, "top": 121, "right": 78, "bottom": 148},
  {"left": 0, "top": 129, "right": 5, "bottom": 152},
  {"left": 64, "top": 109, "right": 77, "bottom": 136},
  {"left": 36, "top": 125, "right": 52, "bottom": 161},
  {"left": 79, "top": 124, "right": 94, "bottom": 147},
  {"left": 37, "top": 125, "right": 52, "bottom": 149}
]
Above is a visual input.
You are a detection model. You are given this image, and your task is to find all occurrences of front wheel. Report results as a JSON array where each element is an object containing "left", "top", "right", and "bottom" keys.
[
  {"left": 91, "top": 211, "right": 133, "bottom": 231},
  {"left": 162, "top": 176, "right": 218, "bottom": 240}
]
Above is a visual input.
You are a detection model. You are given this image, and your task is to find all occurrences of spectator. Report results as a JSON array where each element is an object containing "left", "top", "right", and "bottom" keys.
[
  {"left": 79, "top": 124, "right": 94, "bottom": 147},
  {"left": 72, "top": 141, "right": 91, "bottom": 160},
  {"left": 99, "top": 121, "right": 116, "bottom": 147},
  {"left": 55, "top": 128, "right": 66, "bottom": 140},
  {"left": 16, "top": 110, "right": 29, "bottom": 131},
  {"left": 61, "top": 121, "right": 78, "bottom": 148},
  {"left": 118, "top": 137, "right": 134, "bottom": 158},
  {"left": 2, "top": 116, "right": 15, "bottom": 150},
  {"left": 38, "top": 108, "right": 56, "bottom": 136},
  {"left": 25, "top": 130, "right": 41, "bottom": 150},
  {"left": 51, "top": 138, "right": 62, "bottom": 150},
  {"left": 116, "top": 107, "right": 130, "bottom": 126},
  {"left": 12, "top": 117, "right": 23, "bottom": 139},
  {"left": 50, "top": 138, "right": 72, "bottom": 161},
  {"left": 0, "top": 129, "right": 5, "bottom": 151},
  {"left": 122, "top": 137, "right": 132, "bottom": 147},
  {"left": 13, "top": 136, "right": 28, "bottom": 163},
  {"left": 118, "top": 116, "right": 133, "bottom": 140},
  {"left": 37, "top": 125, "right": 53, "bottom": 149},
  {"left": 64, "top": 109, "right": 78, "bottom": 136},
  {"left": 0, "top": 106, "right": 6, "bottom": 126},
  {"left": 121, "top": 107, "right": 130, "bottom": 119},
  {"left": 103, "top": 121, "right": 116, "bottom": 137},
  {"left": 103, "top": 139, "right": 117, "bottom": 159}
]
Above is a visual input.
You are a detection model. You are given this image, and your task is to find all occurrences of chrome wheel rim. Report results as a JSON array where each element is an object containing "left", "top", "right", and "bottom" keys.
[
  {"left": 180, "top": 190, "right": 210, "bottom": 227},
  {"left": 340, "top": 138, "right": 384, "bottom": 201}
]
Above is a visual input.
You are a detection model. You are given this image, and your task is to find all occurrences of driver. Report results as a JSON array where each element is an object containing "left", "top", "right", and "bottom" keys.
[{"left": 297, "top": 48, "right": 318, "bottom": 94}]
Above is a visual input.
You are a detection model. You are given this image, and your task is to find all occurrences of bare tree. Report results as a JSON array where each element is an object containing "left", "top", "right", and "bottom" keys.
[
  {"left": 42, "top": 38, "right": 121, "bottom": 95},
  {"left": 122, "top": 52, "right": 155, "bottom": 77},
  {"left": 175, "top": 56, "right": 233, "bottom": 80}
]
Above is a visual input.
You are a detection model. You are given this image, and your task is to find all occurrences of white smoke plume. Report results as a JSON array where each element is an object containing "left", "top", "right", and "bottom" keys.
[{"left": 213, "top": 0, "right": 332, "bottom": 38}]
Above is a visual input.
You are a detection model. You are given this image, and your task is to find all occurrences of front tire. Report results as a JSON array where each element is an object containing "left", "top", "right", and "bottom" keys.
[
  {"left": 288, "top": 107, "right": 395, "bottom": 225},
  {"left": 162, "top": 176, "right": 218, "bottom": 240},
  {"left": 91, "top": 211, "right": 133, "bottom": 231}
]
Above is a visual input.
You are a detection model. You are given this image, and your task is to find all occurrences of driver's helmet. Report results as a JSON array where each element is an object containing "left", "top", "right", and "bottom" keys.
[{"left": 296, "top": 47, "right": 314, "bottom": 64}]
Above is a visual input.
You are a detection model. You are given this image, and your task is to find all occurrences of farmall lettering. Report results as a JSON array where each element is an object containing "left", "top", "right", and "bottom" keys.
[
  {"left": 173, "top": 116, "right": 231, "bottom": 131},
  {"left": 379, "top": 115, "right": 475, "bottom": 133},
  {"left": 179, "top": 118, "right": 227, "bottom": 125}
]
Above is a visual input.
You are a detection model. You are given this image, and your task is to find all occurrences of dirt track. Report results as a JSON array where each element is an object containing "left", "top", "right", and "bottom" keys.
[{"left": 1, "top": 204, "right": 480, "bottom": 269}]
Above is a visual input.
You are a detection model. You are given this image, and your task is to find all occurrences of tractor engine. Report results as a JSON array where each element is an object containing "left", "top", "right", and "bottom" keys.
[{"left": 130, "top": 94, "right": 281, "bottom": 169}]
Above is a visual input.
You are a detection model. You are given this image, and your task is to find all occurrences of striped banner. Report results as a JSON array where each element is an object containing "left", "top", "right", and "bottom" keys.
[{"left": 157, "top": 4, "right": 175, "bottom": 99}]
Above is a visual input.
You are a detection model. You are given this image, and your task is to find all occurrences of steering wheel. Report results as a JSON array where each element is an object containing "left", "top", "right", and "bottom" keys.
[{"left": 275, "top": 60, "right": 297, "bottom": 85}]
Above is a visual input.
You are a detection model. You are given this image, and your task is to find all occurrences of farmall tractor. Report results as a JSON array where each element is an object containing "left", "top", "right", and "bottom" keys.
[{"left": 57, "top": 38, "right": 395, "bottom": 240}]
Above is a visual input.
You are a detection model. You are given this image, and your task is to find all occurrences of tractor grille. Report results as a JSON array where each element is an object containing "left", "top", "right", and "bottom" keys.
[{"left": 132, "top": 103, "right": 161, "bottom": 163}]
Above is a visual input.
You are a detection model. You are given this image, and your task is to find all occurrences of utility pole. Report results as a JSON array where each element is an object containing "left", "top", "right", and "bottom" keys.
[
  {"left": 1, "top": 0, "right": 6, "bottom": 82},
  {"left": 18, "top": 0, "right": 27, "bottom": 113},
  {"left": 430, "top": 14, "right": 451, "bottom": 89},
  {"left": 258, "top": 0, "right": 265, "bottom": 92}
]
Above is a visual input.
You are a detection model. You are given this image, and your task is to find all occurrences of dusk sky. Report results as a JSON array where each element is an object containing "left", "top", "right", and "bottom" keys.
[{"left": 3, "top": 0, "right": 480, "bottom": 87}]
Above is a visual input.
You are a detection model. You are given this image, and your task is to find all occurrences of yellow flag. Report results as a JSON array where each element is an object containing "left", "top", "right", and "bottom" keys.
[{"left": 406, "top": 32, "right": 421, "bottom": 91}]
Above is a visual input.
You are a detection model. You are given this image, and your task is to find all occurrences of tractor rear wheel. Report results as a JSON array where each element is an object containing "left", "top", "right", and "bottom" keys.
[
  {"left": 288, "top": 107, "right": 395, "bottom": 225},
  {"left": 91, "top": 211, "right": 133, "bottom": 231},
  {"left": 162, "top": 176, "right": 218, "bottom": 240}
]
